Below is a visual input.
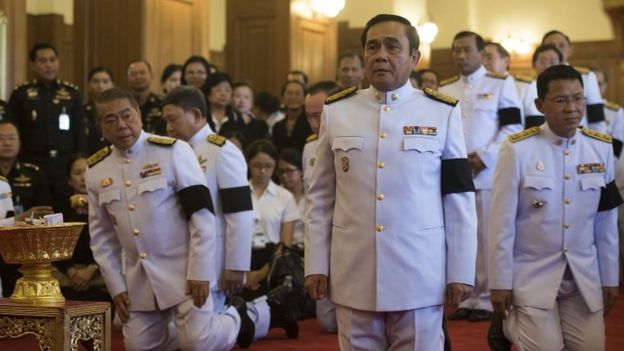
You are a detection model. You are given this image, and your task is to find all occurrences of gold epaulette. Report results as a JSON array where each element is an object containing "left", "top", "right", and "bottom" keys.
[
  {"left": 439, "top": 76, "right": 459, "bottom": 87},
  {"left": 573, "top": 66, "right": 591, "bottom": 75},
  {"left": 605, "top": 100, "right": 620, "bottom": 111},
  {"left": 306, "top": 134, "right": 318, "bottom": 143},
  {"left": 508, "top": 126, "right": 540, "bottom": 143},
  {"left": 325, "top": 86, "right": 357, "bottom": 105},
  {"left": 486, "top": 71, "right": 508, "bottom": 80},
  {"left": 582, "top": 128, "right": 612, "bottom": 143},
  {"left": 22, "top": 162, "right": 40, "bottom": 171},
  {"left": 62, "top": 81, "right": 78, "bottom": 90},
  {"left": 207, "top": 133, "right": 226, "bottom": 147},
  {"left": 0, "top": 175, "right": 7, "bottom": 182},
  {"left": 423, "top": 88, "right": 458, "bottom": 107},
  {"left": 513, "top": 74, "right": 534, "bottom": 84},
  {"left": 87, "top": 146, "right": 111, "bottom": 168},
  {"left": 148, "top": 135, "right": 176, "bottom": 146}
]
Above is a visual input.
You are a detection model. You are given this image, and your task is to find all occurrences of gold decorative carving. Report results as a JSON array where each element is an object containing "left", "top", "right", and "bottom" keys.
[
  {"left": 70, "top": 314, "right": 104, "bottom": 351},
  {"left": 0, "top": 315, "right": 54, "bottom": 351}
]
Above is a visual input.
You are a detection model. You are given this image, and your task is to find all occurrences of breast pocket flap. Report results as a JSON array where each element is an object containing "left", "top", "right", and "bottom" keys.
[
  {"left": 138, "top": 176, "right": 168, "bottom": 194},
  {"left": 523, "top": 175, "right": 554, "bottom": 190},
  {"left": 403, "top": 137, "right": 439, "bottom": 152},
  {"left": 98, "top": 188, "right": 121, "bottom": 205},
  {"left": 332, "top": 136, "right": 363, "bottom": 152},
  {"left": 580, "top": 176, "right": 605, "bottom": 191}
]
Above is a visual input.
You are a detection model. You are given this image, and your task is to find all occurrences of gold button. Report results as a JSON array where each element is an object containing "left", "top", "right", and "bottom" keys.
[
  {"left": 564, "top": 174, "right": 571, "bottom": 180},
  {"left": 125, "top": 180, "right": 132, "bottom": 187},
  {"left": 376, "top": 224, "right": 384, "bottom": 232},
  {"left": 565, "top": 198, "right": 571, "bottom": 205},
  {"left": 377, "top": 193, "right": 385, "bottom": 201},
  {"left": 564, "top": 223, "right": 571, "bottom": 229},
  {"left": 377, "top": 161, "right": 385, "bottom": 169},
  {"left": 380, "top": 132, "right": 388, "bottom": 139},
  {"left": 133, "top": 228, "right": 140, "bottom": 235},
  {"left": 383, "top": 106, "right": 391, "bottom": 112},
  {"left": 128, "top": 204, "right": 136, "bottom": 211},
  {"left": 139, "top": 253, "right": 147, "bottom": 259},
  {"left": 564, "top": 150, "right": 570, "bottom": 156},
  {"left": 124, "top": 158, "right": 131, "bottom": 164}
]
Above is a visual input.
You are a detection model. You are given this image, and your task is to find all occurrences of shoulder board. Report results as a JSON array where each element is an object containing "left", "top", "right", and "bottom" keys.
[
  {"left": 605, "top": 100, "right": 620, "bottom": 111},
  {"left": 306, "top": 134, "right": 318, "bottom": 143},
  {"left": 582, "top": 128, "right": 611, "bottom": 143},
  {"left": 513, "top": 74, "right": 534, "bottom": 84},
  {"left": 508, "top": 126, "right": 540, "bottom": 143},
  {"left": 573, "top": 66, "right": 590, "bottom": 75},
  {"left": 486, "top": 71, "right": 508, "bottom": 80},
  {"left": 22, "top": 162, "right": 40, "bottom": 171},
  {"left": 423, "top": 88, "right": 458, "bottom": 107},
  {"left": 325, "top": 86, "right": 357, "bottom": 105},
  {"left": 439, "top": 76, "right": 459, "bottom": 87},
  {"left": 148, "top": 135, "right": 177, "bottom": 146},
  {"left": 61, "top": 81, "right": 78, "bottom": 90},
  {"left": 87, "top": 146, "right": 111, "bottom": 168},
  {"left": 206, "top": 133, "right": 226, "bottom": 147},
  {"left": 0, "top": 175, "right": 7, "bottom": 183}
]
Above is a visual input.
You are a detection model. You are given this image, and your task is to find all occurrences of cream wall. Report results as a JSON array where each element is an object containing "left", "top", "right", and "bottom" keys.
[
  {"left": 209, "top": 0, "right": 225, "bottom": 52},
  {"left": 26, "top": 0, "right": 73, "bottom": 24}
]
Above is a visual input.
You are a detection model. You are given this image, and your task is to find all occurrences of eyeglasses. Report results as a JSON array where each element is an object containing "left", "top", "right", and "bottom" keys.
[
  {"left": 250, "top": 162, "right": 275, "bottom": 171},
  {"left": 547, "top": 95, "right": 585, "bottom": 106},
  {"left": 277, "top": 168, "right": 299, "bottom": 176}
]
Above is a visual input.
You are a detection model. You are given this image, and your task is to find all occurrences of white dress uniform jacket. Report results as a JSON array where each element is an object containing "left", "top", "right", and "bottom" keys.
[
  {"left": 188, "top": 124, "right": 253, "bottom": 288},
  {"left": 0, "top": 177, "right": 14, "bottom": 226},
  {"left": 87, "top": 131, "right": 217, "bottom": 311},
  {"left": 302, "top": 135, "right": 319, "bottom": 191},
  {"left": 305, "top": 82, "right": 478, "bottom": 312},
  {"left": 489, "top": 124, "right": 621, "bottom": 312},
  {"left": 523, "top": 67, "right": 607, "bottom": 132},
  {"left": 439, "top": 65, "right": 522, "bottom": 189}
]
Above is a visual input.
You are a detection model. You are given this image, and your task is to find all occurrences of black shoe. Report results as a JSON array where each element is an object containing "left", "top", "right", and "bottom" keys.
[
  {"left": 447, "top": 308, "right": 472, "bottom": 320},
  {"left": 268, "top": 276, "right": 299, "bottom": 339},
  {"left": 230, "top": 295, "right": 255, "bottom": 348},
  {"left": 468, "top": 309, "right": 493, "bottom": 322},
  {"left": 487, "top": 314, "right": 512, "bottom": 351}
]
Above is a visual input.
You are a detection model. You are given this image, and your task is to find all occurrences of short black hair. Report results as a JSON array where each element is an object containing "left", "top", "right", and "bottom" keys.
[
  {"left": 453, "top": 31, "right": 485, "bottom": 51},
  {"left": 308, "top": 80, "right": 340, "bottom": 96},
  {"left": 246, "top": 139, "right": 278, "bottom": 163},
  {"left": 254, "top": 92, "right": 280, "bottom": 115},
  {"left": 287, "top": 70, "right": 308, "bottom": 85},
  {"left": 542, "top": 30, "right": 571, "bottom": 45},
  {"left": 536, "top": 65, "right": 583, "bottom": 99},
  {"left": 203, "top": 71, "right": 233, "bottom": 96},
  {"left": 338, "top": 51, "right": 364, "bottom": 68},
  {"left": 531, "top": 44, "right": 563, "bottom": 66},
  {"left": 279, "top": 148, "right": 303, "bottom": 171},
  {"left": 66, "top": 153, "right": 88, "bottom": 179},
  {"left": 181, "top": 55, "right": 212, "bottom": 85},
  {"left": 233, "top": 80, "right": 255, "bottom": 93},
  {"left": 161, "top": 86, "right": 208, "bottom": 119},
  {"left": 126, "top": 60, "right": 152, "bottom": 74},
  {"left": 160, "top": 64, "right": 182, "bottom": 84},
  {"left": 281, "top": 80, "right": 307, "bottom": 98},
  {"left": 88, "top": 66, "right": 115, "bottom": 83},
  {"left": 485, "top": 42, "right": 510, "bottom": 59},
  {"left": 29, "top": 43, "right": 58, "bottom": 62},
  {"left": 361, "top": 14, "right": 420, "bottom": 53},
  {"left": 94, "top": 88, "right": 140, "bottom": 119}
]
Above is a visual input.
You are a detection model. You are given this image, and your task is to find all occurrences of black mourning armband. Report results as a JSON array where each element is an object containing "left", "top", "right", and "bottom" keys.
[
  {"left": 586, "top": 103, "right": 605, "bottom": 123},
  {"left": 613, "top": 138, "right": 623, "bottom": 158},
  {"left": 524, "top": 115, "right": 545, "bottom": 129},
  {"left": 178, "top": 185, "right": 214, "bottom": 219},
  {"left": 441, "top": 158, "right": 475, "bottom": 195},
  {"left": 498, "top": 107, "right": 522, "bottom": 127},
  {"left": 220, "top": 186, "right": 253, "bottom": 213},
  {"left": 598, "top": 180, "right": 623, "bottom": 211}
]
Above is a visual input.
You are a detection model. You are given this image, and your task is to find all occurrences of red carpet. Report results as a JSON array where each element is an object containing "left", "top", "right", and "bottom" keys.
[{"left": 2, "top": 296, "right": 623, "bottom": 350}]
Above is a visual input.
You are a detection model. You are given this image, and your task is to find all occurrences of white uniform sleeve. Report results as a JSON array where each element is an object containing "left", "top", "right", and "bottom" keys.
[{"left": 584, "top": 71, "right": 607, "bottom": 132}]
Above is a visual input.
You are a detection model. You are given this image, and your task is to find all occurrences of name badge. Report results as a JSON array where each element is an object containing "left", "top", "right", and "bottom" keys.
[{"left": 59, "top": 113, "right": 70, "bottom": 130}]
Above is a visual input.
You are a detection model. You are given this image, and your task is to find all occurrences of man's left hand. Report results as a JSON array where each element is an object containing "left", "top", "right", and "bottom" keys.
[
  {"left": 446, "top": 283, "right": 472, "bottom": 307},
  {"left": 603, "top": 286, "right": 619, "bottom": 316},
  {"left": 221, "top": 270, "right": 246, "bottom": 295},
  {"left": 187, "top": 280, "right": 210, "bottom": 308},
  {"left": 468, "top": 152, "right": 486, "bottom": 175}
]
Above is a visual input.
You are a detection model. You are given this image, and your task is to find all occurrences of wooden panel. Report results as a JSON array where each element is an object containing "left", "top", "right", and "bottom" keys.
[
  {"left": 0, "top": 0, "right": 26, "bottom": 99},
  {"left": 291, "top": 16, "right": 337, "bottom": 84},
  {"left": 27, "top": 14, "right": 74, "bottom": 84}
]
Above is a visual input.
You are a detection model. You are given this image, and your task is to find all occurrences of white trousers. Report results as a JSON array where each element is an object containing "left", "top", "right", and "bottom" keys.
[
  {"left": 123, "top": 297, "right": 240, "bottom": 351},
  {"left": 459, "top": 189, "right": 493, "bottom": 311},
  {"left": 503, "top": 280, "right": 605, "bottom": 351},
  {"left": 317, "top": 297, "right": 338, "bottom": 333},
  {"left": 335, "top": 303, "right": 444, "bottom": 351}
]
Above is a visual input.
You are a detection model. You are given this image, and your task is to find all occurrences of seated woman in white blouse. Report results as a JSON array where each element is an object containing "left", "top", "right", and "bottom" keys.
[{"left": 246, "top": 140, "right": 299, "bottom": 291}]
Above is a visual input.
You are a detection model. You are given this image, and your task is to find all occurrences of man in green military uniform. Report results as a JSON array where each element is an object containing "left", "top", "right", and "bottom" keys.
[
  {"left": 126, "top": 60, "right": 166, "bottom": 135},
  {"left": 7, "top": 43, "right": 86, "bottom": 204}
]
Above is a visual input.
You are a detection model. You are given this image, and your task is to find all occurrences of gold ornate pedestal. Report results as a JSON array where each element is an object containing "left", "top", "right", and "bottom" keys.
[{"left": 0, "top": 299, "right": 111, "bottom": 351}]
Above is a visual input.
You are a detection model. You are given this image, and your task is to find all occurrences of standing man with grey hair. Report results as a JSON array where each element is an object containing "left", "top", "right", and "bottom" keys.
[{"left": 305, "top": 14, "right": 477, "bottom": 350}]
